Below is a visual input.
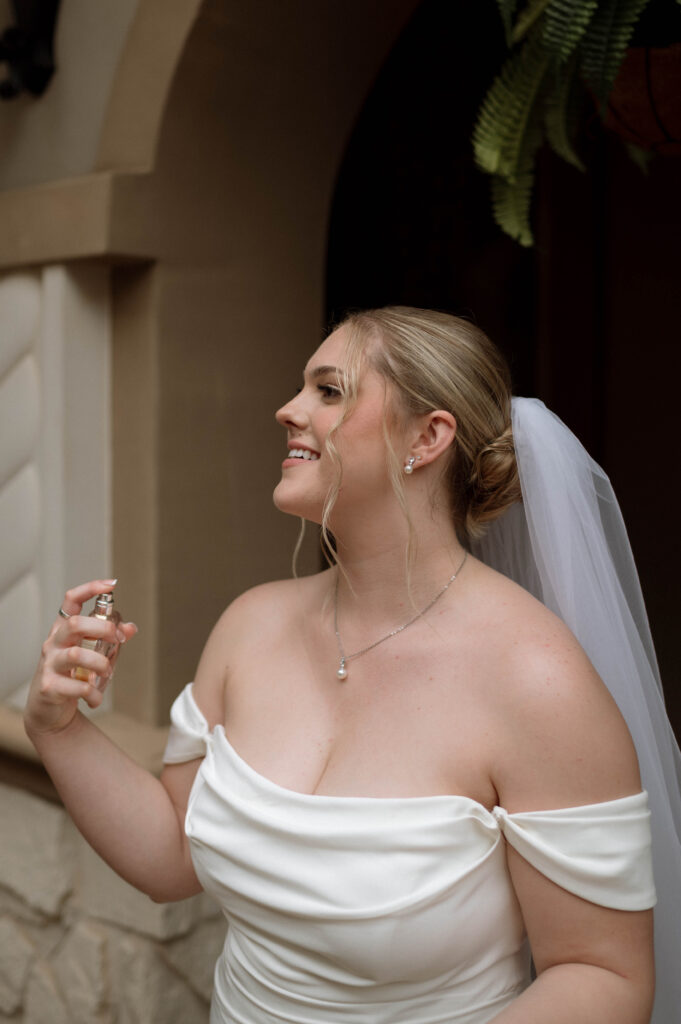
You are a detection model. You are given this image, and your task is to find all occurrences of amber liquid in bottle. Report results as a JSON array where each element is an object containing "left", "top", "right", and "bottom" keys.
[{"left": 74, "top": 592, "right": 121, "bottom": 691}]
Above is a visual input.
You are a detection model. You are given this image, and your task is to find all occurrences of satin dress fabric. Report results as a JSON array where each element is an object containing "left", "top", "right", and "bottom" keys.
[{"left": 164, "top": 684, "right": 656, "bottom": 1024}]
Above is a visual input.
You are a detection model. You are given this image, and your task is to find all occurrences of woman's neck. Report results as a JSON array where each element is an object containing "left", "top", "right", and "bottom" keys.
[{"left": 329, "top": 504, "right": 467, "bottom": 628}]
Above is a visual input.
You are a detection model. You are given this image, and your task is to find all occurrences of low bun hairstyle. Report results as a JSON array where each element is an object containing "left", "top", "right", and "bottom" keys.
[{"left": 339, "top": 307, "right": 521, "bottom": 542}]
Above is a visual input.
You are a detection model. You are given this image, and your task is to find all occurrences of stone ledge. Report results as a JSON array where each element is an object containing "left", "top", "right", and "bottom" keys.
[
  {"left": 0, "top": 173, "right": 157, "bottom": 270},
  {"left": 0, "top": 705, "right": 169, "bottom": 778},
  {"left": 0, "top": 175, "right": 114, "bottom": 269}
]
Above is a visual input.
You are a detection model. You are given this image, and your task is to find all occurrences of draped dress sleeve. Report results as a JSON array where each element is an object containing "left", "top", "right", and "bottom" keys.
[
  {"left": 163, "top": 681, "right": 212, "bottom": 763},
  {"left": 492, "top": 796, "right": 656, "bottom": 910}
]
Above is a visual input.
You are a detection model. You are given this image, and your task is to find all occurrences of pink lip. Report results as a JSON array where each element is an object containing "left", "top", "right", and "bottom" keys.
[{"left": 282, "top": 455, "right": 319, "bottom": 468}]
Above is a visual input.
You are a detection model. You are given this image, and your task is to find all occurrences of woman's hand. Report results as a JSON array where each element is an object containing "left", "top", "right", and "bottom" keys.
[{"left": 24, "top": 580, "right": 138, "bottom": 740}]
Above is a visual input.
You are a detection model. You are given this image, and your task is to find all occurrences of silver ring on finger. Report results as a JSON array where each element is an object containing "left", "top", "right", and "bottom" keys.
[{"left": 58, "top": 607, "right": 70, "bottom": 619}]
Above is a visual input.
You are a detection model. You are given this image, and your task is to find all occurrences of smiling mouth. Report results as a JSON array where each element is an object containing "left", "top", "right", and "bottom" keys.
[{"left": 287, "top": 448, "right": 319, "bottom": 461}]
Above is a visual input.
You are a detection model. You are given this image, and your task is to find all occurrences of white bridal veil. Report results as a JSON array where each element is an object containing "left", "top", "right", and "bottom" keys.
[{"left": 473, "top": 397, "right": 681, "bottom": 1024}]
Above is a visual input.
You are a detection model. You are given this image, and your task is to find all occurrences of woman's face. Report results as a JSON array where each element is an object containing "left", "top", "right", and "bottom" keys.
[{"left": 273, "top": 326, "right": 401, "bottom": 524}]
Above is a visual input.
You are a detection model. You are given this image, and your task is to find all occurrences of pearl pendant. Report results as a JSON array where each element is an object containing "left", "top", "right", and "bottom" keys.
[{"left": 336, "top": 661, "right": 348, "bottom": 680}]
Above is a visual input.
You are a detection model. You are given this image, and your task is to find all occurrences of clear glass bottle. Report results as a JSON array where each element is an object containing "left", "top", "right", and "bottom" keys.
[{"left": 74, "top": 592, "right": 121, "bottom": 690}]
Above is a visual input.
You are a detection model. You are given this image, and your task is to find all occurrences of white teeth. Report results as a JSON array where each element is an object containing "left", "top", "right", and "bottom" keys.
[{"left": 289, "top": 448, "right": 319, "bottom": 461}]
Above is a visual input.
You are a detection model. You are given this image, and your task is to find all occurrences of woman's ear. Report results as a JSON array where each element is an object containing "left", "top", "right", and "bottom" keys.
[{"left": 408, "top": 410, "right": 457, "bottom": 467}]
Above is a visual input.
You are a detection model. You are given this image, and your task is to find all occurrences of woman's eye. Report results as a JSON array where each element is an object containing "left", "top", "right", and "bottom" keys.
[{"left": 317, "top": 384, "right": 342, "bottom": 399}]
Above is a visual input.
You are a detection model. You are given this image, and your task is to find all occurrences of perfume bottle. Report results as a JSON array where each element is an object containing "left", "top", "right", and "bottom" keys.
[{"left": 74, "top": 592, "right": 122, "bottom": 691}]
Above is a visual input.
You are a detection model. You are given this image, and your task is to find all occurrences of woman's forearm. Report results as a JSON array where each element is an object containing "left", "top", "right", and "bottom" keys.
[
  {"left": 490, "top": 962, "right": 653, "bottom": 1024},
  {"left": 24, "top": 580, "right": 199, "bottom": 902},
  {"left": 28, "top": 711, "right": 200, "bottom": 902}
]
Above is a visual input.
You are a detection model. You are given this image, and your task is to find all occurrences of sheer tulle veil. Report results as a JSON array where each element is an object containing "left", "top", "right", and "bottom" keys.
[{"left": 472, "top": 397, "right": 681, "bottom": 1024}]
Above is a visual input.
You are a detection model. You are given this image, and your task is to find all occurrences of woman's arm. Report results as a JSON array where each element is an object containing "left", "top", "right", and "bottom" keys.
[
  {"left": 488, "top": 621, "right": 655, "bottom": 1023},
  {"left": 490, "top": 853, "right": 654, "bottom": 1023},
  {"left": 24, "top": 580, "right": 210, "bottom": 902},
  {"left": 30, "top": 712, "right": 203, "bottom": 901}
]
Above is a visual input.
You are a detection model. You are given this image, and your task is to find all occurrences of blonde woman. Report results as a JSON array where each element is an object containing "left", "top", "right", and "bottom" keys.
[{"left": 26, "top": 308, "right": 680, "bottom": 1023}]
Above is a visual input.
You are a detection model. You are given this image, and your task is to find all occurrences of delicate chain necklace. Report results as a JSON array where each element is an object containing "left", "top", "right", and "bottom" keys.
[{"left": 333, "top": 551, "right": 468, "bottom": 680}]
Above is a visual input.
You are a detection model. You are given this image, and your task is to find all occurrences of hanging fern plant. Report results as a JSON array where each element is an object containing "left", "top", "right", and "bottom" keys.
[{"left": 473, "top": 0, "right": 681, "bottom": 245}]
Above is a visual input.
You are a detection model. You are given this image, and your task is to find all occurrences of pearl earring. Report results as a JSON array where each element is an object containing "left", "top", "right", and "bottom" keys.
[{"left": 404, "top": 456, "right": 420, "bottom": 474}]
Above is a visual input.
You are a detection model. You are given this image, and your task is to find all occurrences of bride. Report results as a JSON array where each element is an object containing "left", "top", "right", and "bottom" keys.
[{"left": 26, "top": 307, "right": 678, "bottom": 1023}]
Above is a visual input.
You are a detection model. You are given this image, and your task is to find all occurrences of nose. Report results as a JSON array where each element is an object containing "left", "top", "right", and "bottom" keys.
[{"left": 275, "top": 390, "right": 307, "bottom": 429}]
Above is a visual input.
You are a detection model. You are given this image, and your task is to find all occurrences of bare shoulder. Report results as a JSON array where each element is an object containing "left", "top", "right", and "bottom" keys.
[
  {"left": 214, "top": 573, "right": 328, "bottom": 637},
  {"left": 190, "top": 574, "right": 328, "bottom": 726},
  {"left": 468, "top": 560, "right": 641, "bottom": 812}
]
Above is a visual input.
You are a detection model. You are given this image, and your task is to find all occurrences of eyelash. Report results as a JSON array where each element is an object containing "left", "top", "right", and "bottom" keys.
[{"left": 294, "top": 384, "right": 342, "bottom": 399}]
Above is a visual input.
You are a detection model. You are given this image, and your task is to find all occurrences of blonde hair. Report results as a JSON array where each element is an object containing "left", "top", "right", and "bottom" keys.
[{"left": 321, "top": 307, "right": 520, "bottom": 554}]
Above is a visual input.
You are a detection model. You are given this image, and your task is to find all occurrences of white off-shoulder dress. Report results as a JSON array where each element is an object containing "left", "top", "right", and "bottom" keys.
[{"left": 164, "top": 683, "right": 656, "bottom": 1024}]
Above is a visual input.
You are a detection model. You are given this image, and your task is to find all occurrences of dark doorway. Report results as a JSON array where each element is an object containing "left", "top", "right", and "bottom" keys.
[{"left": 326, "top": 0, "right": 536, "bottom": 398}]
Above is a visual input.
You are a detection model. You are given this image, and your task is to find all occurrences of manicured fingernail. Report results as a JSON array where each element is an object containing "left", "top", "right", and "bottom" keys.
[
  {"left": 106, "top": 578, "right": 118, "bottom": 586},
  {"left": 117, "top": 630, "right": 126, "bottom": 643}
]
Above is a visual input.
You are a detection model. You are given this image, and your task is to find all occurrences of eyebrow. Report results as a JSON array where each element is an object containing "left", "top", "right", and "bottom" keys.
[{"left": 305, "top": 364, "right": 345, "bottom": 381}]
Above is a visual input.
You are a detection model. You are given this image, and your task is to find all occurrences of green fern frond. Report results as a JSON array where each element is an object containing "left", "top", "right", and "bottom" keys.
[
  {"left": 580, "top": 0, "right": 651, "bottom": 107},
  {"left": 543, "top": 0, "right": 599, "bottom": 63},
  {"left": 496, "top": 0, "right": 520, "bottom": 45},
  {"left": 473, "top": 30, "right": 550, "bottom": 180},
  {"left": 491, "top": 172, "right": 536, "bottom": 246},
  {"left": 624, "top": 141, "right": 653, "bottom": 173},
  {"left": 512, "top": 0, "right": 553, "bottom": 43},
  {"left": 544, "top": 57, "right": 585, "bottom": 169},
  {"left": 489, "top": 95, "right": 545, "bottom": 246}
]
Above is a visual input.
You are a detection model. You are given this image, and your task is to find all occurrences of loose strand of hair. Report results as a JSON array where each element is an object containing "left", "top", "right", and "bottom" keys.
[
  {"left": 318, "top": 323, "right": 364, "bottom": 593},
  {"left": 291, "top": 517, "right": 307, "bottom": 577}
]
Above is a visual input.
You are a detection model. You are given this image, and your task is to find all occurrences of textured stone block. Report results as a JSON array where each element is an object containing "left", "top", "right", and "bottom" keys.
[
  {"left": 0, "top": 884, "right": 49, "bottom": 926},
  {"left": 110, "top": 933, "right": 208, "bottom": 1024},
  {"left": 0, "top": 915, "right": 36, "bottom": 1013},
  {"left": 0, "top": 783, "right": 75, "bottom": 915},
  {"left": 199, "top": 891, "right": 221, "bottom": 919},
  {"left": 24, "top": 960, "right": 70, "bottom": 1024},
  {"left": 22, "top": 919, "right": 66, "bottom": 961},
  {"left": 52, "top": 920, "right": 112, "bottom": 1024},
  {"left": 163, "top": 916, "right": 227, "bottom": 1000},
  {"left": 74, "top": 837, "right": 206, "bottom": 940}
]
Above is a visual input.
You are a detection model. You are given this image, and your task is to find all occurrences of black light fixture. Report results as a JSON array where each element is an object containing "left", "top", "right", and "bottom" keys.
[{"left": 0, "top": 0, "right": 61, "bottom": 100}]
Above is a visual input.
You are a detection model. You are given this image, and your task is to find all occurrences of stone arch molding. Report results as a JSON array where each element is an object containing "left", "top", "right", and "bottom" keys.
[{"left": 95, "top": 0, "right": 204, "bottom": 174}]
